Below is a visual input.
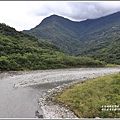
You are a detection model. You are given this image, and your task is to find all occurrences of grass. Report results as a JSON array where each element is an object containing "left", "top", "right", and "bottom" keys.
[
  {"left": 106, "top": 64, "right": 120, "bottom": 67},
  {"left": 54, "top": 73, "right": 120, "bottom": 118}
]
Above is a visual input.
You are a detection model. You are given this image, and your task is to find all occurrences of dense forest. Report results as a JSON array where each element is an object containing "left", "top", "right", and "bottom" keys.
[
  {"left": 87, "top": 38, "right": 120, "bottom": 64},
  {"left": 23, "top": 12, "right": 120, "bottom": 65},
  {"left": 0, "top": 23, "right": 105, "bottom": 71}
]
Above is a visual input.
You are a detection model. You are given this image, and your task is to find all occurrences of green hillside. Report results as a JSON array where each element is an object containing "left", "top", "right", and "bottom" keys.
[
  {"left": 23, "top": 15, "right": 81, "bottom": 54},
  {"left": 23, "top": 12, "right": 120, "bottom": 65},
  {"left": 0, "top": 23, "right": 105, "bottom": 71},
  {"left": 87, "top": 38, "right": 120, "bottom": 64}
]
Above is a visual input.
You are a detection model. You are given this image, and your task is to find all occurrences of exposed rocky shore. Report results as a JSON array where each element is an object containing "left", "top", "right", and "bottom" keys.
[
  {"left": 38, "top": 80, "right": 80, "bottom": 118},
  {"left": 1, "top": 68, "right": 119, "bottom": 89}
]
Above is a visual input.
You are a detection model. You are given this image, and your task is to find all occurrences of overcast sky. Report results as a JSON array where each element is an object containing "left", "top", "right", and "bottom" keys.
[{"left": 0, "top": 1, "right": 120, "bottom": 31}]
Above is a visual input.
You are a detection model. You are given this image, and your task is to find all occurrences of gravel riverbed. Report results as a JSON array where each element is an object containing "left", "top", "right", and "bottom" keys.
[{"left": 0, "top": 68, "right": 120, "bottom": 118}]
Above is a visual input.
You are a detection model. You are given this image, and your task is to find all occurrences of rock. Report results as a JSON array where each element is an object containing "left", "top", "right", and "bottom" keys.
[{"left": 35, "top": 110, "right": 43, "bottom": 118}]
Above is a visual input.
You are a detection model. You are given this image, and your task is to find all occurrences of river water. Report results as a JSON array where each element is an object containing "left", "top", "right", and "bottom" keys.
[
  {"left": 0, "top": 74, "right": 73, "bottom": 118},
  {"left": 0, "top": 68, "right": 120, "bottom": 118}
]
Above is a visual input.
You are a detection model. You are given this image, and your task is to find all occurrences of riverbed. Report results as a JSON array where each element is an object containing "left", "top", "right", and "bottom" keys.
[{"left": 0, "top": 68, "right": 120, "bottom": 118}]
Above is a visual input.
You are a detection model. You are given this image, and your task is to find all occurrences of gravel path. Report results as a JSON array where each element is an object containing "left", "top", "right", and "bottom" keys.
[{"left": 0, "top": 68, "right": 120, "bottom": 118}]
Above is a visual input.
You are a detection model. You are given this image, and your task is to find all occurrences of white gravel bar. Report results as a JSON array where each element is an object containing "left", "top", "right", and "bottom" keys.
[{"left": 1, "top": 68, "right": 119, "bottom": 88}]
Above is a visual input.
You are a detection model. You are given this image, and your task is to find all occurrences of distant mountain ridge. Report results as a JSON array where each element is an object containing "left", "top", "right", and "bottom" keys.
[{"left": 23, "top": 11, "right": 120, "bottom": 64}]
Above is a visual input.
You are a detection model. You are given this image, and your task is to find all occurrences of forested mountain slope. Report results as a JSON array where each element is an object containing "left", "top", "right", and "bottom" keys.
[
  {"left": 0, "top": 23, "right": 105, "bottom": 71},
  {"left": 23, "top": 12, "right": 120, "bottom": 64},
  {"left": 23, "top": 15, "right": 81, "bottom": 54}
]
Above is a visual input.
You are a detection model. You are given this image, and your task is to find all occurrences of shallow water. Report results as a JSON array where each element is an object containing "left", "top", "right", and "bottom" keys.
[{"left": 0, "top": 75, "right": 73, "bottom": 118}]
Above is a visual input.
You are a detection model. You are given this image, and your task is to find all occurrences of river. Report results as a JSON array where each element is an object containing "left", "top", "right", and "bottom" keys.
[{"left": 0, "top": 68, "right": 120, "bottom": 118}]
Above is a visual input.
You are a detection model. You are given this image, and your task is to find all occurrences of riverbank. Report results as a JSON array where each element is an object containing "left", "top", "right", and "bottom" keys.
[
  {"left": 38, "top": 80, "right": 79, "bottom": 118},
  {"left": 54, "top": 73, "right": 120, "bottom": 118},
  {"left": 37, "top": 68, "right": 120, "bottom": 118}
]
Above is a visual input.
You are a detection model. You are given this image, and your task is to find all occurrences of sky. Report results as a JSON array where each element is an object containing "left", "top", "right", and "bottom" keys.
[{"left": 0, "top": 1, "right": 120, "bottom": 31}]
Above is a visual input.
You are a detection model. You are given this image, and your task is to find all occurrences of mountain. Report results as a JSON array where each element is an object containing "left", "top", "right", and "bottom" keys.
[
  {"left": 23, "top": 14, "right": 81, "bottom": 54},
  {"left": 23, "top": 12, "right": 120, "bottom": 64},
  {"left": 0, "top": 23, "right": 105, "bottom": 71}
]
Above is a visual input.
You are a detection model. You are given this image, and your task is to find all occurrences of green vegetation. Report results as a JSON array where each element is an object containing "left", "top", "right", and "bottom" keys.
[
  {"left": 23, "top": 15, "right": 82, "bottom": 54},
  {"left": 54, "top": 73, "right": 120, "bottom": 118},
  {"left": 0, "top": 23, "right": 105, "bottom": 71},
  {"left": 106, "top": 64, "right": 120, "bottom": 68},
  {"left": 87, "top": 38, "right": 120, "bottom": 65},
  {"left": 24, "top": 12, "right": 120, "bottom": 65}
]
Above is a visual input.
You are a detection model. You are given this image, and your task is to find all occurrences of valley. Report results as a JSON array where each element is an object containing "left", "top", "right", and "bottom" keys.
[{"left": 0, "top": 9, "right": 120, "bottom": 119}]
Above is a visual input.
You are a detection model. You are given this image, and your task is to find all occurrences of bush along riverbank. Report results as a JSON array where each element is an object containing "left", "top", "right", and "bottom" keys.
[{"left": 54, "top": 73, "right": 120, "bottom": 118}]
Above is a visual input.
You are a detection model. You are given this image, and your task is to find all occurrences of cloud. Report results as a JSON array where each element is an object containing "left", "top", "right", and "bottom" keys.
[
  {"left": 32, "top": 1, "right": 120, "bottom": 21},
  {"left": 0, "top": 1, "right": 120, "bottom": 31},
  {"left": 0, "top": 1, "right": 43, "bottom": 31},
  {"left": 62, "top": 1, "right": 120, "bottom": 20}
]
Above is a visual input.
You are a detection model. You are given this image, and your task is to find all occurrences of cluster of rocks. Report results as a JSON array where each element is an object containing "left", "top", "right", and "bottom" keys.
[{"left": 38, "top": 79, "right": 87, "bottom": 118}]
